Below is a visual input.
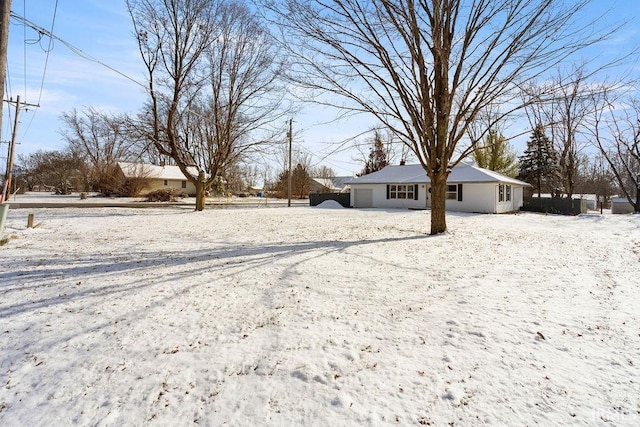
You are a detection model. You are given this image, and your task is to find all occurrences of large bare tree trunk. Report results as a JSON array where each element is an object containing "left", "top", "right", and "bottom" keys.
[
  {"left": 430, "top": 174, "right": 448, "bottom": 235},
  {"left": 195, "top": 176, "right": 206, "bottom": 211}
]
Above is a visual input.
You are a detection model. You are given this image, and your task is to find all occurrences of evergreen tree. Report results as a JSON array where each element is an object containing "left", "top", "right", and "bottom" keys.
[
  {"left": 473, "top": 130, "right": 519, "bottom": 177},
  {"left": 517, "top": 125, "right": 562, "bottom": 197},
  {"left": 359, "top": 130, "right": 390, "bottom": 176},
  {"left": 275, "top": 163, "right": 312, "bottom": 199}
]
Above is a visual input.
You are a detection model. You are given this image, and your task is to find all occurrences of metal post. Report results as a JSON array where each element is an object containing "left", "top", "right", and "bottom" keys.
[{"left": 287, "top": 118, "right": 292, "bottom": 207}]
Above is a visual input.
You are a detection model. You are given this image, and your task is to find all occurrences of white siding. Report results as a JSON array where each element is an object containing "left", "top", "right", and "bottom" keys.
[
  {"left": 454, "top": 183, "right": 495, "bottom": 213},
  {"left": 144, "top": 179, "right": 197, "bottom": 196},
  {"left": 441, "top": 183, "right": 524, "bottom": 213},
  {"left": 351, "top": 182, "right": 527, "bottom": 213},
  {"left": 353, "top": 188, "right": 373, "bottom": 208},
  {"left": 351, "top": 184, "right": 427, "bottom": 209},
  {"left": 512, "top": 186, "right": 524, "bottom": 211},
  {"left": 425, "top": 183, "right": 496, "bottom": 213},
  {"left": 612, "top": 198, "right": 635, "bottom": 214}
]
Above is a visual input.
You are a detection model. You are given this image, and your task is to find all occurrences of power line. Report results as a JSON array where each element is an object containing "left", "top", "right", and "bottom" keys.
[
  {"left": 35, "top": 0, "right": 59, "bottom": 106},
  {"left": 10, "top": 0, "right": 60, "bottom": 146},
  {"left": 9, "top": 11, "right": 146, "bottom": 91},
  {"left": 21, "top": 0, "right": 25, "bottom": 99},
  {"left": 8, "top": 7, "right": 146, "bottom": 148}
]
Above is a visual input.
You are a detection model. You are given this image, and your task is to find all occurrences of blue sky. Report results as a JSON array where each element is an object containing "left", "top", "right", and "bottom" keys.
[
  {"left": 4, "top": 1, "right": 146, "bottom": 167},
  {"left": 3, "top": 0, "right": 640, "bottom": 177}
]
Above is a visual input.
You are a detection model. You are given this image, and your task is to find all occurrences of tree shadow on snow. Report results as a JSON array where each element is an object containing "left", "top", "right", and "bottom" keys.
[
  {"left": 0, "top": 234, "right": 429, "bottom": 356},
  {"left": 0, "top": 234, "right": 427, "bottom": 318}
]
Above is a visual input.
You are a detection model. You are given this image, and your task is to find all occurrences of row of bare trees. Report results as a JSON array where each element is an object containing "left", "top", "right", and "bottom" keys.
[
  {"left": 515, "top": 62, "right": 639, "bottom": 210},
  {"left": 16, "top": 0, "right": 639, "bottom": 226},
  {"left": 17, "top": 0, "right": 290, "bottom": 203}
]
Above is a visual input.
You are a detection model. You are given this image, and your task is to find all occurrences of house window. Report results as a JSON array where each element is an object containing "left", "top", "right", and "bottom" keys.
[
  {"left": 387, "top": 184, "right": 417, "bottom": 200},
  {"left": 163, "top": 179, "right": 168, "bottom": 186},
  {"left": 446, "top": 184, "right": 457, "bottom": 200},
  {"left": 498, "top": 184, "right": 511, "bottom": 202},
  {"left": 181, "top": 180, "right": 187, "bottom": 189}
]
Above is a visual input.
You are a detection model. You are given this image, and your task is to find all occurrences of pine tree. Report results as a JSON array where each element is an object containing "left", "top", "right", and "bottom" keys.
[
  {"left": 517, "top": 125, "right": 562, "bottom": 197},
  {"left": 275, "top": 163, "right": 312, "bottom": 199},
  {"left": 473, "top": 130, "right": 519, "bottom": 177},
  {"left": 359, "top": 130, "right": 390, "bottom": 176}
]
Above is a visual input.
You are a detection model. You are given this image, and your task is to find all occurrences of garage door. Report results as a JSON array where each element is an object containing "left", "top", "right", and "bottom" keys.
[{"left": 354, "top": 189, "right": 373, "bottom": 208}]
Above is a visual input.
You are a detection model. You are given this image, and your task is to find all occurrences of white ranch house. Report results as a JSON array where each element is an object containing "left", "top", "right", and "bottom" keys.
[{"left": 346, "top": 163, "right": 531, "bottom": 213}]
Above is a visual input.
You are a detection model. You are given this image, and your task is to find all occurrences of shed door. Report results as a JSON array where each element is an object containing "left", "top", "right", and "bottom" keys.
[{"left": 354, "top": 189, "right": 373, "bottom": 208}]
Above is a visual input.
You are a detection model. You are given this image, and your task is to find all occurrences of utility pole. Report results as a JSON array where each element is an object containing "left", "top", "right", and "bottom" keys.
[
  {"left": 0, "top": 0, "right": 11, "bottom": 202},
  {"left": 3, "top": 94, "right": 19, "bottom": 201},
  {"left": 287, "top": 118, "right": 292, "bottom": 207},
  {"left": 0, "top": 0, "right": 11, "bottom": 155}
]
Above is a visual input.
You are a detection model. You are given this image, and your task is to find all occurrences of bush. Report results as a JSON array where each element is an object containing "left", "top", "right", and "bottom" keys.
[{"left": 145, "top": 189, "right": 178, "bottom": 202}]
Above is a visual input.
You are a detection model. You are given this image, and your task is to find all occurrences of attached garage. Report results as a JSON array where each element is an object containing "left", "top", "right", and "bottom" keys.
[{"left": 353, "top": 189, "right": 373, "bottom": 208}]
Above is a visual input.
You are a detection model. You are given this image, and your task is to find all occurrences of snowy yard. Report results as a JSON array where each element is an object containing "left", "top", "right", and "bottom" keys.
[{"left": 0, "top": 205, "right": 639, "bottom": 426}]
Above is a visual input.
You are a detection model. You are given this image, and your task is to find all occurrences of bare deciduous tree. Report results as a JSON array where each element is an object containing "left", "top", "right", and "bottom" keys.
[
  {"left": 590, "top": 92, "right": 640, "bottom": 212},
  {"left": 60, "top": 107, "right": 145, "bottom": 193},
  {"left": 312, "top": 165, "right": 336, "bottom": 180},
  {"left": 127, "top": 0, "right": 287, "bottom": 210},
  {"left": 17, "top": 150, "right": 86, "bottom": 194},
  {"left": 522, "top": 65, "right": 612, "bottom": 198},
  {"left": 263, "top": 0, "right": 616, "bottom": 233},
  {"left": 575, "top": 153, "right": 616, "bottom": 208}
]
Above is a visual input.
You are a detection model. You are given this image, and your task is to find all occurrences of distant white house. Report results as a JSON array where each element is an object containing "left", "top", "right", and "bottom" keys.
[
  {"left": 346, "top": 163, "right": 531, "bottom": 213},
  {"left": 117, "top": 162, "right": 199, "bottom": 196}
]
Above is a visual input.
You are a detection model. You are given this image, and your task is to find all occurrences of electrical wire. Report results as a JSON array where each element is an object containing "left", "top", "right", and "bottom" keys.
[
  {"left": 22, "top": 0, "right": 26, "bottom": 101},
  {"left": 36, "top": 0, "right": 58, "bottom": 106},
  {"left": 8, "top": 10, "right": 366, "bottom": 176},
  {"left": 10, "top": 5, "right": 146, "bottom": 148},
  {"left": 9, "top": 12, "right": 146, "bottom": 91},
  {"left": 15, "top": 0, "right": 61, "bottom": 146}
]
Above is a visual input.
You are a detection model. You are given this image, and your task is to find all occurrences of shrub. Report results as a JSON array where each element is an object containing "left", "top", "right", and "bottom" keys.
[{"left": 145, "top": 189, "right": 177, "bottom": 202}]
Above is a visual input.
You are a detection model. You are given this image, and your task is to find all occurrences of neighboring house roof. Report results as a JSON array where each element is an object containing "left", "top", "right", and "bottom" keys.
[
  {"left": 310, "top": 176, "right": 353, "bottom": 192},
  {"left": 346, "top": 163, "right": 531, "bottom": 186},
  {"left": 118, "top": 162, "right": 199, "bottom": 180},
  {"left": 311, "top": 177, "right": 339, "bottom": 191},
  {"left": 332, "top": 176, "right": 353, "bottom": 190},
  {"left": 612, "top": 197, "right": 636, "bottom": 203}
]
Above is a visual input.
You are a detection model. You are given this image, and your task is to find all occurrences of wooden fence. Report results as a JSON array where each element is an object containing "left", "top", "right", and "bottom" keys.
[
  {"left": 522, "top": 197, "right": 586, "bottom": 215},
  {"left": 309, "top": 192, "right": 351, "bottom": 208}
]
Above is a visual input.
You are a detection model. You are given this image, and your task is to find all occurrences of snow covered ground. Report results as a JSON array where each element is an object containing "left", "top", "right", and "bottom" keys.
[{"left": 0, "top": 204, "right": 639, "bottom": 426}]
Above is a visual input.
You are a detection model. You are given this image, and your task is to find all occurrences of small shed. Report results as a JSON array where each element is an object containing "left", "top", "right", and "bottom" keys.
[{"left": 611, "top": 197, "right": 636, "bottom": 214}]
